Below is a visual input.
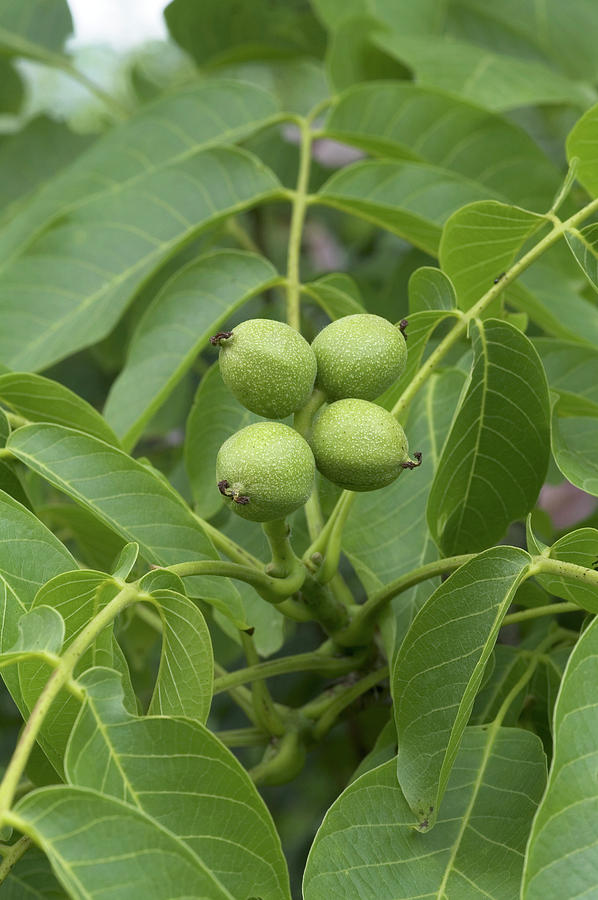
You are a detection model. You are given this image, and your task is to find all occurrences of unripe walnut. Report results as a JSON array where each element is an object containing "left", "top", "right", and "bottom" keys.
[
  {"left": 211, "top": 318, "right": 316, "bottom": 419},
  {"left": 311, "top": 399, "right": 419, "bottom": 492},
  {"left": 312, "top": 313, "right": 407, "bottom": 401},
  {"left": 216, "top": 422, "right": 315, "bottom": 521}
]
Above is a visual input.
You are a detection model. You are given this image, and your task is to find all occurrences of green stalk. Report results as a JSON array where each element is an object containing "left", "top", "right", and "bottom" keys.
[
  {"left": 502, "top": 602, "right": 580, "bottom": 626},
  {"left": 213, "top": 647, "right": 367, "bottom": 694},
  {"left": 165, "top": 557, "right": 302, "bottom": 602},
  {"left": 335, "top": 554, "right": 474, "bottom": 646},
  {"left": 241, "top": 633, "right": 285, "bottom": 737},
  {"left": 311, "top": 665, "right": 389, "bottom": 740},
  {"left": 286, "top": 117, "right": 313, "bottom": 331},
  {"left": 0, "top": 835, "right": 32, "bottom": 884},
  {"left": 213, "top": 727, "right": 269, "bottom": 748}
]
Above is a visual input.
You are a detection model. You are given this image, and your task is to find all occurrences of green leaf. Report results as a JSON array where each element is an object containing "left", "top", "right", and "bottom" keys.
[
  {"left": 439, "top": 201, "right": 545, "bottom": 311},
  {"left": 111, "top": 542, "right": 139, "bottom": 580},
  {"left": 303, "top": 273, "right": 366, "bottom": 319},
  {"left": 393, "top": 546, "right": 531, "bottom": 827},
  {"left": 1, "top": 606, "right": 64, "bottom": 663},
  {"left": 304, "top": 725, "right": 546, "bottom": 899},
  {"left": 507, "top": 271, "right": 598, "bottom": 348},
  {"left": 0, "top": 372, "right": 119, "bottom": 446},
  {"left": 1, "top": 845, "right": 66, "bottom": 899},
  {"left": 538, "top": 528, "right": 598, "bottom": 612},
  {"left": 316, "top": 159, "right": 495, "bottom": 256},
  {"left": 325, "top": 14, "right": 407, "bottom": 91},
  {"left": 0, "top": 0, "right": 73, "bottom": 58},
  {"left": 523, "top": 615, "right": 598, "bottom": 897},
  {"left": 37, "top": 503, "right": 126, "bottom": 573},
  {"left": 567, "top": 101, "right": 598, "bottom": 198},
  {"left": 11, "top": 785, "right": 234, "bottom": 900},
  {"left": 374, "top": 30, "right": 590, "bottom": 111},
  {"left": 6, "top": 424, "right": 245, "bottom": 624},
  {"left": 323, "top": 82, "right": 561, "bottom": 211},
  {"left": 142, "top": 589, "right": 213, "bottom": 723},
  {"left": 565, "top": 222, "right": 598, "bottom": 292},
  {"left": 165, "top": 0, "right": 325, "bottom": 65},
  {"left": 408, "top": 266, "right": 456, "bottom": 313},
  {"left": 0, "top": 147, "right": 280, "bottom": 373},
  {"left": 65, "top": 667, "right": 291, "bottom": 900},
  {"left": 534, "top": 338, "right": 598, "bottom": 416},
  {"left": 0, "top": 80, "right": 279, "bottom": 262},
  {"left": 0, "top": 58, "right": 23, "bottom": 114},
  {"left": 18, "top": 571, "right": 120, "bottom": 769},
  {"left": 552, "top": 411, "right": 598, "bottom": 496},
  {"left": 343, "top": 368, "right": 466, "bottom": 595},
  {"left": 0, "top": 491, "right": 74, "bottom": 724},
  {"left": 105, "top": 250, "right": 278, "bottom": 450},
  {"left": 0, "top": 117, "right": 90, "bottom": 225},
  {"left": 185, "top": 362, "right": 258, "bottom": 519},
  {"left": 377, "top": 308, "right": 460, "bottom": 412},
  {"left": 427, "top": 319, "right": 550, "bottom": 556}
]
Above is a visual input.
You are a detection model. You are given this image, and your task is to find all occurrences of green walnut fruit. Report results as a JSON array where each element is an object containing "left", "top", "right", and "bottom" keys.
[
  {"left": 216, "top": 422, "right": 315, "bottom": 521},
  {"left": 211, "top": 318, "right": 317, "bottom": 419},
  {"left": 312, "top": 313, "right": 407, "bottom": 401},
  {"left": 310, "top": 398, "right": 420, "bottom": 492}
]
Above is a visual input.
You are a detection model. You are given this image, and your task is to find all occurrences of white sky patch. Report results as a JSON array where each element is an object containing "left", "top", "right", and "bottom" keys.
[{"left": 67, "top": 0, "right": 169, "bottom": 49}]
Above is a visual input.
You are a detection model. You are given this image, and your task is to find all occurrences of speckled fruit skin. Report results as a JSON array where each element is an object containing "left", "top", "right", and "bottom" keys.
[
  {"left": 312, "top": 313, "right": 407, "bottom": 402},
  {"left": 216, "top": 422, "right": 315, "bottom": 521},
  {"left": 218, "top": 318, "right": 317, "bottom": 419},
  {"left": 311, "top": 399, "right": 409, "bottom": 492}
]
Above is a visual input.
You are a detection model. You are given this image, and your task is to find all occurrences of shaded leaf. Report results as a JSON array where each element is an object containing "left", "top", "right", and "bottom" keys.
[
  {"left": 523, "top": 615, "right": 598, "bottom": 898},
  {"left": 393, "top": 546, "right": 531, "bottom": 827},
  {"left": 304, "top": 726, "right": 545, "bottom": 899},
  {"left": 165, "top": 0, "right": 325, "bottom": 64},
  {"left": 427, "top": 318, "right": 550, "bottom": 556},
  {"left": 105, "top": 250, "right": 278, "bottom": 450},
  {"left": 1, "top": 844, "right": 66, "bottom": 899},
  {"left": 65, "top": 667, "right": 291, "bottom": 900},
  {"left": 316, "top": 159, "right": 495, "bottom": 256}
]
